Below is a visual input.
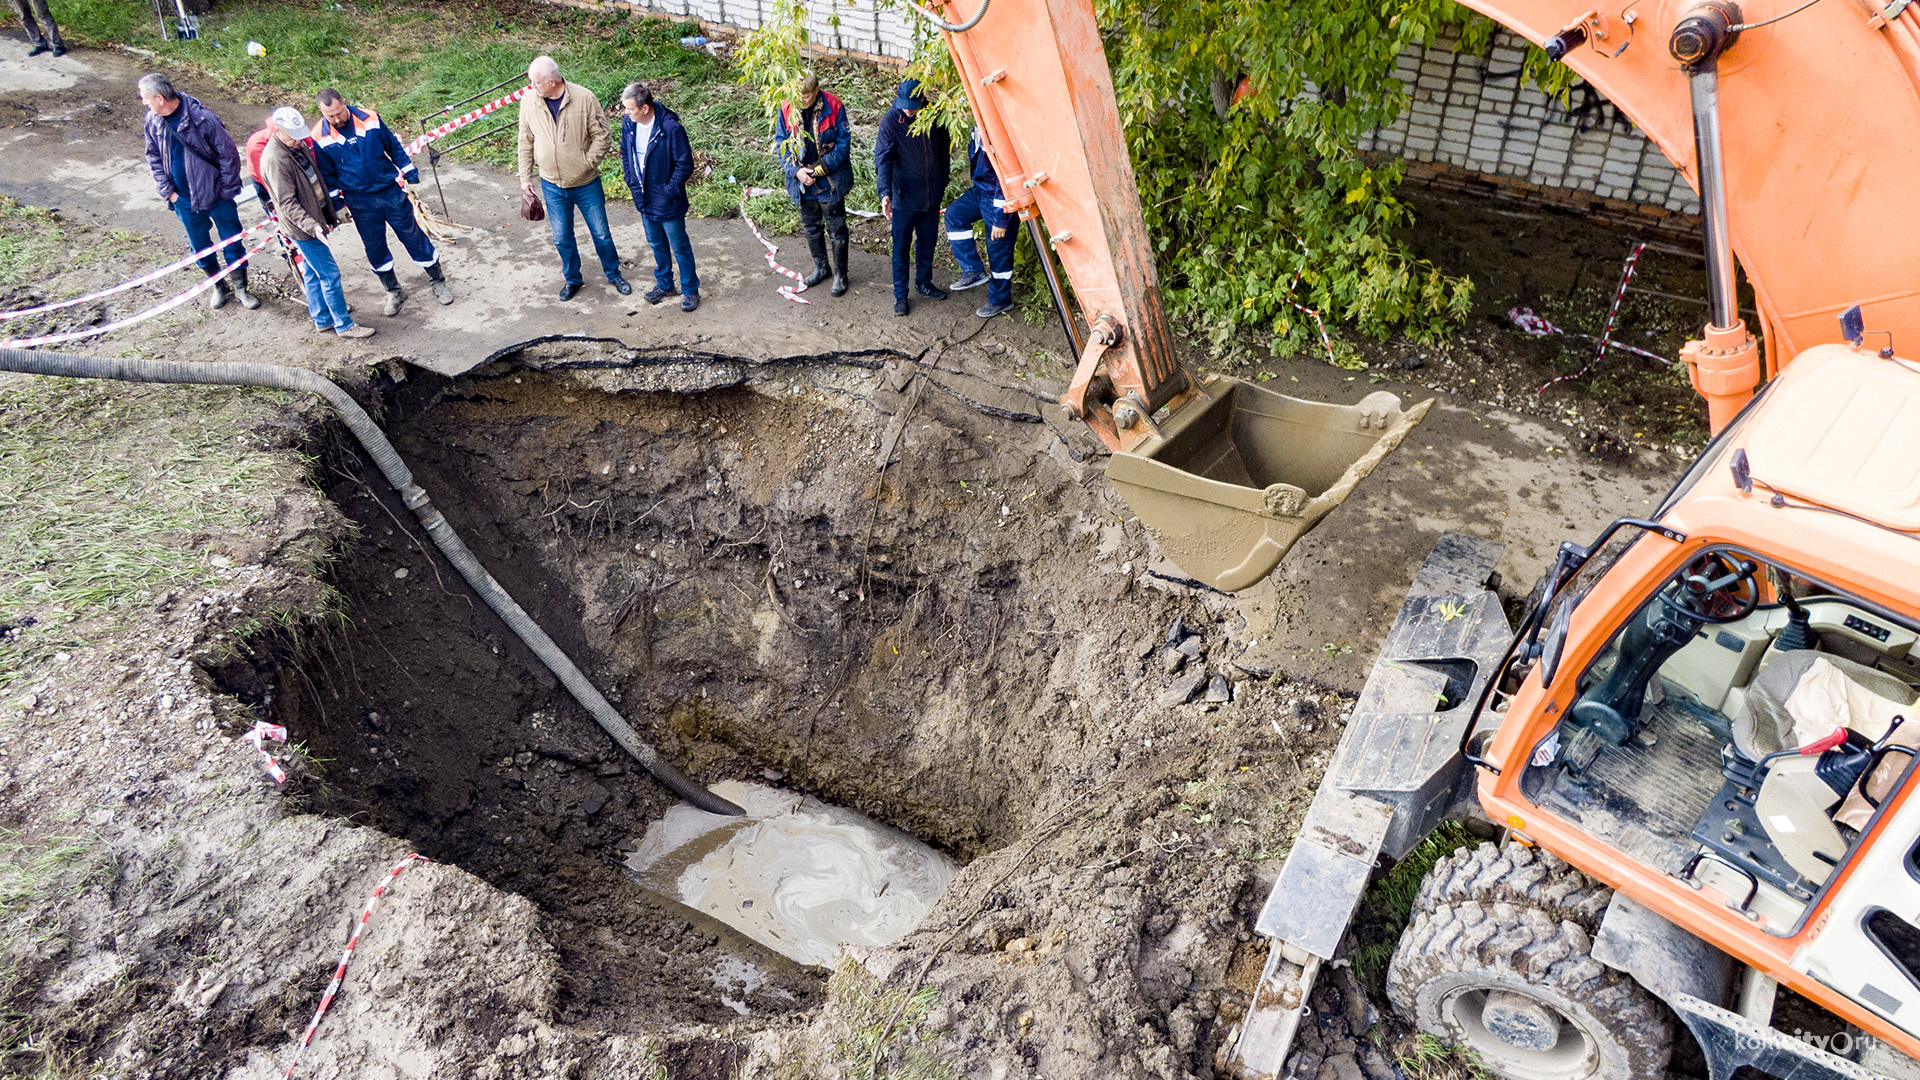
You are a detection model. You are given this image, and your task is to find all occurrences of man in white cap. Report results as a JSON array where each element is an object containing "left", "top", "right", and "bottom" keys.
[{"left": 259, "top": 107, "right": 374, "bottom": 339}]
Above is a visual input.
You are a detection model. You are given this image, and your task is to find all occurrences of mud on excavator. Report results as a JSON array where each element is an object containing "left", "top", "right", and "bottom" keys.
[{"left": 925, "top": 0, "right": 1920, "bottom": 1075}]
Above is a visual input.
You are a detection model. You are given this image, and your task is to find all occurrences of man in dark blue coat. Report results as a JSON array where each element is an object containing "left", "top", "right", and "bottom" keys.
[
  {"left": 773, "top": 74, "right": 853, "bottom": 296},
  {"left": 619, "top": 83, "right": 699, "bottom": 312},
  {"left": 138, "top": 73, "right": 260, "bottom": 312},
  {"left": 312, "top": 88, "right": 453, "bottom": 316},
  {"left": 945, "top": 127, "right": 1017, "bottom": 319},
  {"left": 874, "top": 79, "right": 951, "bottom": 317}
]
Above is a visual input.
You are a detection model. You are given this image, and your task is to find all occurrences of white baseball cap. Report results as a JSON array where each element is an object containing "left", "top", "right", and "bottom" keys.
[{"left": 270, "top": 106, "right": 310, "bottom": 139}]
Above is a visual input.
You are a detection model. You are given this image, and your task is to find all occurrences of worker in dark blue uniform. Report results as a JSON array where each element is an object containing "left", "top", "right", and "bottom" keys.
[
  {"left": 311, "top": 87, "right": 453, "bottom": 316},
  {"left": 874, "top": 79, "right": 951, "bottom": 318},
  {"left": 945, "top": 127, "right": 1017, "bottom": 319}
]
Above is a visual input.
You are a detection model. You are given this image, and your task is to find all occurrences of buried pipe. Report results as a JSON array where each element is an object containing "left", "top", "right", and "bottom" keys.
[{"left": 0, "top": 347, "right": 746, "bottom": 816}]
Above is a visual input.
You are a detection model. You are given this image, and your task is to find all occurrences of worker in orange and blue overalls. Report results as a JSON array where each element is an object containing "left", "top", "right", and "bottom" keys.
[
  {"left": 944, "top": 127, "right": 1016, "bottom": 320},
  {"left": 310, "top": 87, "right": 454, "bottom": 317}
]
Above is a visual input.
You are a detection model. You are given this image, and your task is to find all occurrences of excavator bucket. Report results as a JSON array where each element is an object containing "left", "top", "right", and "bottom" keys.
[{"left": 1105, "top": 375, "right": 1433, "bottom": 591}]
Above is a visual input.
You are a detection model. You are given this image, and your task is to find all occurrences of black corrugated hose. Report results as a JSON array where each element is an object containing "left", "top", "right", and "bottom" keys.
[{"left": 0, "top": 347, "right": 745, "bottom": 816}]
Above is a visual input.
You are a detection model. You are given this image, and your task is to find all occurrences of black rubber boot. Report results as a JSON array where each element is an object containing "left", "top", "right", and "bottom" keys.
[
  {"left": 424, "top": 261, "right": 453, "bottom": 304},
  {"left": 231, "top": 268, "right": 261, "bottom": 310},
  {"left": 803, "top": 235, "right": 831, "bottom": 288},
  {"left": 206, "top": 269, "right": 231, "bottom": 310},
  {"left": 376, "top": 269, "right": 405, "bottom": 316},
  {"left": 831, "top": 241, "right": 849, "bottom": 297}
]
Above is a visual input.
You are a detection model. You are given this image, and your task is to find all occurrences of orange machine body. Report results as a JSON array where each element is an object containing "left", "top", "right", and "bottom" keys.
[{"left": 1476, "top": 342, "right": 1920, "bottom": 1058}]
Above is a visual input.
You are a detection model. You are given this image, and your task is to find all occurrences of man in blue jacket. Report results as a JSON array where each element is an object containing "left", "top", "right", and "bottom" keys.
[
  {"left": 874, "top": 79, "right": 951, "bottom": 317},
  {"left": 138, "top": 74, "right": 260, "bottom": 312},
  {"left": 619, "top": 83, "right": 698, "bottom": 312},
  {"left": 773, "top": 74, "right": 852, "bottom": 297},
  {"left": 945, "top": 127, "right": 1017, "bottom": 319},
  {"left": 311, "top": 88, "right": 454, "bottom": 316}
]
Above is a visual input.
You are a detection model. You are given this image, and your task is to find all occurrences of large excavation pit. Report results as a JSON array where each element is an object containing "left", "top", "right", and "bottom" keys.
[{"left": 203, "top": 346, "right": 1329, "bottom": 1068}]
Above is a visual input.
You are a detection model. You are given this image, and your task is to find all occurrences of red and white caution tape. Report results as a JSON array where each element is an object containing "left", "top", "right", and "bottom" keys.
[
  {"left": 403, "top": 86, "right": 531, "bottom": 156},
  {"left": 1279, "top": 235, "right": 1337, "bottom": 366},
  {"left": 283, "top": 853, "right": 431, "bottom": 1080},
  {"left": 1525, "top": 242, "right": 1673, "bottom": 394},
  {"left": 243, "top": 720, "right": 289, "bottom": 784},
  {"left": 740, "top": 188, "right": 811, "bottom": 305},
  {"left": 0, "top": 216, "right": 277, "bottom": 323},
  {"left": 1, "top": 239, "right": 274, "bottom": 349}
]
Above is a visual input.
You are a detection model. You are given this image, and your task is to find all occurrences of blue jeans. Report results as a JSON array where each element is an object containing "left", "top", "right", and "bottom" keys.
[
  {"left": 540, "top": 177, "right": 622, "bottom": 287},
  {"left": 342, "top": 184, "right": 437, "bottom": 273},
  {"left": 889, "top": 206, "right": 939, "bottom": 300},
  {"left": 641, "top": 214, "right": 698, "bottom": 295},
  {"left": 173, "top": 196, "right": 246, "bottom": 276},
  {"left": 294, "top": 237, "right": 355, "bottom": 332},
  {"left": 945, "top": 187, "right": 1016, "bottom": 307}
]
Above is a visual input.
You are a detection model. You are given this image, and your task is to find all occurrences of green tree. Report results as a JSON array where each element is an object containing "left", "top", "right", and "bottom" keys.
[{"left": 1101, "top": 0, "right": 1479, "bottom": 357}]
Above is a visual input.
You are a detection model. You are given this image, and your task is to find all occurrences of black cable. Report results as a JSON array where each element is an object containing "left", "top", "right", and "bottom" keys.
[{"left": 1730, "top": 0, "right": 1827, "bottom": 31}]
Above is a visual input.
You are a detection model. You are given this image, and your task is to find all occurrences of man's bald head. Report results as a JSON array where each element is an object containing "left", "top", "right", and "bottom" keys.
[{"left": 528, "top": 55, "right": 563, "bottom": 98}]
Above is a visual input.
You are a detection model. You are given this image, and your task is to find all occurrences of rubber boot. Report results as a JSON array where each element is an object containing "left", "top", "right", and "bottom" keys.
[
  {"left": 206, "top": 269, "right": 231, "bottom": 310},
  {"left": 231, "top": 267, "right": 261, "bottom": 310},
  {"left": 377, "top": 269, "right": 406, "bottom": 316},
  {"left": 803, "top": 235, "right": 830, "bottom": 288},
  {"left": 830, "top": 241, "right": 849, "bottom": 297},
  {"left": 424, "top": 261, "right": 453, "bottom": 305}
]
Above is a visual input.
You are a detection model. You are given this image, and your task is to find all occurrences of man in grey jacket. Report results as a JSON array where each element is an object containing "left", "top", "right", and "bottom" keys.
[{"left": 138, "top": 73, "right": 259, "bottom": 311}]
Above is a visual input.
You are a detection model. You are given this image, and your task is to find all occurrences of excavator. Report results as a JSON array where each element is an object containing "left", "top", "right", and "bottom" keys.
[{"left": 918, "top": 0, "right": 1920, "bottom": 1076}]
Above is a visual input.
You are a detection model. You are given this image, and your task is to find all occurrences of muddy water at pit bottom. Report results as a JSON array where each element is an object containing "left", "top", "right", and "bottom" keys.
[{"left": 622, "top": 780, "right": 957, "bottom": 967}]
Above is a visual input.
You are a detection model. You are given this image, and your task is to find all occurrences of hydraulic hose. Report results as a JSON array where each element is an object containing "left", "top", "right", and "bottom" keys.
[
  {"left": 0, "top": 347, "right": 745, "bottom": 816},
  {"left": 907, "top": 0, "right": 989, "bottom": 32}
]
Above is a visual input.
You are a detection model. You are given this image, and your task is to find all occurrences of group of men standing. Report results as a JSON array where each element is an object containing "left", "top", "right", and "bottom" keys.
[
  {"left": 130, "top": 59, "right": 1016, "bottom": 335},
  {"left": 782, "top": 76, "right": 1016, "bottom": 319},
  {"left": 137, "top": 72, "right": 453, "bottom": 339},
  {"left": 516, "top": 55, "right": 700, "bottom": 310}
]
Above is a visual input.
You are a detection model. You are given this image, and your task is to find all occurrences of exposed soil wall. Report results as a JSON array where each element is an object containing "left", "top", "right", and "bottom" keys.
[{"left": 197, "top": 352, "right": 1350, "bottom": 1079}]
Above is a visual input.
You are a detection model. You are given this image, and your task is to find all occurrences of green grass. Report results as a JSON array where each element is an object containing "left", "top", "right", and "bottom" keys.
[
  {"left": 1350, "top": 820, "right": 1476, "bottom": 995},
  {"left": 768, "top": 957, "right": 954, "bottom": 1080},
  {"left": 0, "top": 375, "right": 286, "bottom": 683},
  {"left": 54, "top": 0, "right": 893, "bottom": 228},
  {"left": 0, "top": 830, "right": 104, "bottom": 914}
]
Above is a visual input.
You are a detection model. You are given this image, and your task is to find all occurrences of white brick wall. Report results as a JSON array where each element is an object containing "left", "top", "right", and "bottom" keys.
[
  {"left": 1372, "top": 27, "right": 1700, "bottom": 214},
  {"left": 566, "top": 2, "right": 1697, "bottom": 215}
]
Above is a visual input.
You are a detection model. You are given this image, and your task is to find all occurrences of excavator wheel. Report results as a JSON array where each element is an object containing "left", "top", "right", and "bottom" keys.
[
  {"left": 1387, "top": 900, "right": 1672, "bottom": 1080},
  {"left": 1411, "top": 842, "right": 1613, "bottom": 930}
]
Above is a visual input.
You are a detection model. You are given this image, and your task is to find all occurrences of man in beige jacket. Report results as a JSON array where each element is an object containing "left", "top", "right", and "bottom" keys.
[{"left": 518, "top": 56, "right": 630, "bottom": 300}]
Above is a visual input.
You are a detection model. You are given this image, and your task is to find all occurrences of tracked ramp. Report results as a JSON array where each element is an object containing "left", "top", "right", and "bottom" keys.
[{"left": 1224, "top": 533, "right": 1510, "bottom": 1079}]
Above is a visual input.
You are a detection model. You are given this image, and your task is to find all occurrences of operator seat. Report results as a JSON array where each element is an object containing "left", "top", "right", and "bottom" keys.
[
  {"left": 1728, "top": 651, "right": 1916, "bottom": 883},
  {"left": 1732, "top": 650, "right": 1915, "bottom": 760}
]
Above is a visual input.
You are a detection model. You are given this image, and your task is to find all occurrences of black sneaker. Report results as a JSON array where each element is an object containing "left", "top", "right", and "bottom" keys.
[
  {"left": 976, "top": 299, "right": 1012, "bottom": 319},
  {"left": 681, "top": 293, "right": 699, "bottom": 312},
  {"left": 950, "top": 270, "right": 989, "bottom": 292},
  {"left": 559, "top": 282, "right": 580, "bottom": 301},
  {"left": 894, "top": 297, "right": 910, "bottom": 317},
  {"left": 916, "top": 283, "right": 947, "bottom": 300},
  {"left": 50, "top": 43, "right": 65, "bottom": 56},
  {"left": 644, "top": 286, "right": 678, "bottom": 305},
  {"left": 27, "top": 41, "right": 50, "bottom": 56},
  {"left": 609, "top": 275, "right": 633, "bottom": 296}
]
